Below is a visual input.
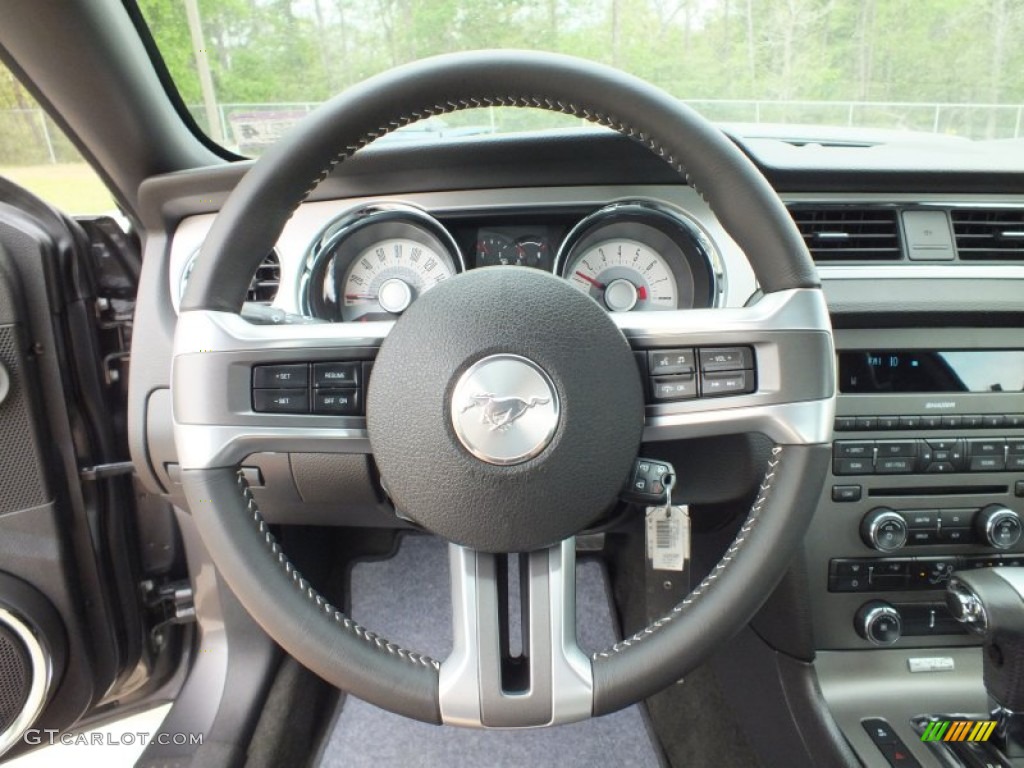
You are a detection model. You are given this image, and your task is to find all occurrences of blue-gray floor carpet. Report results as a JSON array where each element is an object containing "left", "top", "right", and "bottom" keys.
[{"left": 318, "top": 535, "right": 664, "bottom": 768}]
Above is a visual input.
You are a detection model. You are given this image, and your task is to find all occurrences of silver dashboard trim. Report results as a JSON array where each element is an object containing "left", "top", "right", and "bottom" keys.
[{"left": 173, "top": 288, "right": 834, "bottom": 469}]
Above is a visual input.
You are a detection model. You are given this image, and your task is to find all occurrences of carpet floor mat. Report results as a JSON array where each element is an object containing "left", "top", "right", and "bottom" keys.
[{"left": 318, "top": 534, "right": 664, "bottom": 768}]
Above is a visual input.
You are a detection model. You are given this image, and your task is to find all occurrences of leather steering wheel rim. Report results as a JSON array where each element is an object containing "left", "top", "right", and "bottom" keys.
[{"left": 174, "top": 50, "right": 833, "bottom": 725}]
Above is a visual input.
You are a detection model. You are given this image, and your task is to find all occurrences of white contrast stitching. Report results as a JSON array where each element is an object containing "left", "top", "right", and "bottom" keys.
[
  {"left": 235, "top": 473, "right": 440, "bottom": 670},
  {"left": 592, "top": 445, "right": 784, "bottom": 659},
  {"left": 292, "top": 94, "right": 696, "bottom": 209}
]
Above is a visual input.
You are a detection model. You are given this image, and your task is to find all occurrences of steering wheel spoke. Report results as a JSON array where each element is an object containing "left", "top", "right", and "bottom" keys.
[
  {"left": 617, "top": 287, "right": 835, "bottom": 445},
  {"left": 440, "top": 539, "right": 593, "bottom": 728},
  {"left": 173, "top": 309, "right": 389, "bottom": 468}
]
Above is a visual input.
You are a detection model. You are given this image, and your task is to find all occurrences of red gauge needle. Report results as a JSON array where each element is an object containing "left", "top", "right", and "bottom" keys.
[
  {"left": 574, "top": 271, "right": 605, "bottom": 289},
  {"left": 637, "top": 286, "right": 648, "bottom": 300}
]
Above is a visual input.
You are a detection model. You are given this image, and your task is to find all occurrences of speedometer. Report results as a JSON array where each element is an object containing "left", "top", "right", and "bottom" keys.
[
  {"left": 556, "top": 201, "right": 719, "bottom": 312},
  {"left": 300, "top": 203, "right": 463, "bottom": 322}
]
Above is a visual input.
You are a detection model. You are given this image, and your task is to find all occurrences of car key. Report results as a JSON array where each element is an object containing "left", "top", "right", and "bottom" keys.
[{"left": 620, "top": 458, "right": 676, "bottom": 506}]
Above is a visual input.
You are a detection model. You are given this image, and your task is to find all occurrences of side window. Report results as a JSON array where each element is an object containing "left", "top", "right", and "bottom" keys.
[{"left": 0, "top": 61, "right": 115, "bottom": 214}]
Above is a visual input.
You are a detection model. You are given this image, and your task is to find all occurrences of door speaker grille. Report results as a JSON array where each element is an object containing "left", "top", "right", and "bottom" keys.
[{"left": 0, "top": 624, "right": 30, "bottom": 736}]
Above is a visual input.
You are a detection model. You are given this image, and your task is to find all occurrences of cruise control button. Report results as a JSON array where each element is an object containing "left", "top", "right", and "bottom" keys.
[
  {"left": 651, "top": 375, "right": 697, "bottom": 401},
  {"left": 698, "top": 347, "right": 753, "bottom": 372},
  {"left": 701, "top": 370, "right": 754, "bottom": 396},
  {"left": 313, "top": 388, "right": 361, "bottom": 415},
  {"left": 253, "top": 363, "right": 308, "bottom": 389},
  {"left": 648, "top": 349, "right": 695, "bottom": 375},
  {"left": 253, "top": 388, "right": 310, "bottom": 413},
  {"left": 313, "top": 362, "right": 360, "bottom": 387}
]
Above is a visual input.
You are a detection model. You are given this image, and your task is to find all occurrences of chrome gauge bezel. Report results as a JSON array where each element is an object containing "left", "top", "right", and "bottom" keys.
[
  {"left": 554, "top": 200, "right": 722, "bottom": 311},
  {"left": 299, "top": 201, "right": 466, "bottom": 321}
]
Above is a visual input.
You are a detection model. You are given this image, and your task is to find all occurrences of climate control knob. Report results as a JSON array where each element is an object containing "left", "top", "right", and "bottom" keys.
[
  {"left": 860, "top": 508, "right": 908, "bottom": 552},
  {"left": 976, "top": 505, "right": 1023, "bottom": 550},
  {"left": 855, "top": 601, "right": 903, "bottom": 646}
]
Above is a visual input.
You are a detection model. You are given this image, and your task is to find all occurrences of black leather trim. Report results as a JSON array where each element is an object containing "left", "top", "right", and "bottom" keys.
[
  {"left": 592, "top": 443, "right": 830, "bottom": 716},
  {"left": 182, "top": 467, "right": 441, "bottom": 724},
  {"left": 180, "top": 50, "right": 816, "bottom": 313}
]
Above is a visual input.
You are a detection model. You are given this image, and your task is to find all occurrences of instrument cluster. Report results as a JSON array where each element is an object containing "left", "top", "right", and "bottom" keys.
[{"left": 298, "top": 199, "right": 722, "bottom": 322}]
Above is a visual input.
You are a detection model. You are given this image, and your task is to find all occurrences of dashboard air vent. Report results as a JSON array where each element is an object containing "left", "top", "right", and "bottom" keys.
[
  {"left": 950, "top": 209, "right": 1024, "bottom": 261},
  {"left": 180, "top": 249, "right": 281, "bottom": 303},
  {"left": 246, "top": 250, "right": 281, "bottom": 303},
  {"left": 789, "top": 207, "right": 902, "bottom": 262}
]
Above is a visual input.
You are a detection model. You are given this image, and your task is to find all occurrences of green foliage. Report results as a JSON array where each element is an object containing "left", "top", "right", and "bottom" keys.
[{"left": 136, "top": 0, "right": 1024, "bottom": 113}]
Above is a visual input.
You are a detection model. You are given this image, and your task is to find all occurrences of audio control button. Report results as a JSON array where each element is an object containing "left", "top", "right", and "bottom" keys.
[
  {"left": 877, "top": 440, "right": 917, "bottom": 458},
  {"left": 938, "top": 509, "right": 974, "bottom": 528},
  {"left": 968, "top": 438, "right": 1005, "bottom": 456},
  {"left": 834, "top": 441, "right": 873, "bottom": 458},
  {"left": 832, "top": 485, "right": 862, "bottom": 502},
  {"left": 834, "top": 458, "right": 873, "bottom": 475},
  {"left": 902, "top": 510, "right": 938, "bottom": 529},
  {"left": 907, "top": 529, "right": 937, "bottom": 546},
  {"left": 877, "top": 457, "right": 914, "bottom": 474},
  {"left": 1007, "top": 439, "right": 1024, "bottom": 454},
  {"left": 925, "top": 462, "right": 956, "bottom": 473},
  {"left": 862, "top": 509, "right": 909, "bottom": 552},
  {"left": 938, "top": 527, "right": 973, "bottom": 544},
  {"left": 970, "top": 456, "right": 1005, "bottom": 472}
]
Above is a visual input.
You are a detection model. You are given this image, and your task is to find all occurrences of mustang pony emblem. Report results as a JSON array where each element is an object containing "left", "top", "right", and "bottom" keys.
[{"left": 461, "top": 393, "right": 551, "bottom": 431}]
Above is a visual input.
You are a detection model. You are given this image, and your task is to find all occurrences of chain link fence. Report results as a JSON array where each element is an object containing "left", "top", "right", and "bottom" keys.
[{"left": 3, "top": 99, "right": 1022, "bottom": 165}]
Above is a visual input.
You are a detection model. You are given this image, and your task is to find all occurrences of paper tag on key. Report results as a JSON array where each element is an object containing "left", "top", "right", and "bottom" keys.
[{"left": 646, "top": 504, "right": 690, "bottom": 572}]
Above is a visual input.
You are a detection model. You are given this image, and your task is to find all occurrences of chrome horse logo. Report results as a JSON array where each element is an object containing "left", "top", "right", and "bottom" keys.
[{"left": 462, "top": 393, "right": 551, "bottom": 431}]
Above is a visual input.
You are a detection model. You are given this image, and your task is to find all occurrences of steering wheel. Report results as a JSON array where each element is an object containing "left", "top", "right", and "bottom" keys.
[{"left": 174, "top": 51, "right": 835, "bottom": 727}]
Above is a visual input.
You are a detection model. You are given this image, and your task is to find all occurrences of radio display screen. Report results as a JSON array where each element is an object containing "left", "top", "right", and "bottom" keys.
[{"left": 839, "top": 350, "right": 1024, "bottom": 394}]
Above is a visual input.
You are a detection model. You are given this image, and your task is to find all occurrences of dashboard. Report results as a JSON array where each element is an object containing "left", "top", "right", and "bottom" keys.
[
  {"left": 137, "top": 129, "right": 1024, "bottom": 768},
  {"left": 167, "top": 188, "right": 739, "bottom": 320}
]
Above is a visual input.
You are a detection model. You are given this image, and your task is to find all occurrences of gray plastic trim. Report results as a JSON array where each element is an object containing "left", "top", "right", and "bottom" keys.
[
  {"left": 816, "top": 648, "right": 987, "bottom": 767},
  {"left": 0, "top": 607, "right": 52, "bottom": 757},
  {"left": 172, "top": 287, "right": 834, "bottom": 468},
  {"left": 439, "top": 539, "right": 593, "bottom": 728}
]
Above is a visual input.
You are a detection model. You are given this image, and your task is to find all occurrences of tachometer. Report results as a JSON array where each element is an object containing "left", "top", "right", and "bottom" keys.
[
  {"left": 300, "top": 203, "right": 463, "bottom": 322},
  {"left": 566, "top": 238, "right": 677, "bottom": 311},
  {"left": 556, "top": 201, "right": 719, "bottom": 312}
]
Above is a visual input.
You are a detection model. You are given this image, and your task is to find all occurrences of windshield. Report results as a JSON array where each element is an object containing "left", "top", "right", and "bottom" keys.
[{"left": 138, "top": 0, "right": 1024, "bottom": 156}]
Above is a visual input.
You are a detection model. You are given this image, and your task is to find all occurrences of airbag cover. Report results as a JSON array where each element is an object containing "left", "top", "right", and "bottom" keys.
[{"left": 367, "top": 266, "right": 644, "bottom": 552}]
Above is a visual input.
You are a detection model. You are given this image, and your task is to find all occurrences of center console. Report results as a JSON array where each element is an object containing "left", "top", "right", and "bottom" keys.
[{"left": 805, "top": 328, "right": 1024, "bottom": 767}]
